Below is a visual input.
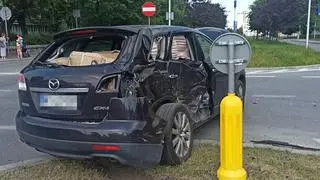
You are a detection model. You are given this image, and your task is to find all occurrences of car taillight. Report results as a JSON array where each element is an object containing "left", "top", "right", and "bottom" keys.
[
  {"left": 72, "top": 30, "right": 96, "bottom": 36},
  {"left": 96, "top": 75, "right": 120, "bottom": 93},
  {"left": 92, "top": 145, "right": 120, "bottom": 152},
  {"left": 18, "top": 74, "right": 27, "bottom": 91}
]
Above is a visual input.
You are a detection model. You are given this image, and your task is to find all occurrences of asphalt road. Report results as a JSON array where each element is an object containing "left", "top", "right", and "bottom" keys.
[
  {"left": 0, "top": 60, "right": 48, "bottom": 166},
  {"left": 0, "top": 60, "right": 319, "bottom": 167},
  {"left": 195, "top": 69, "right": 320, "bottom": 150}
]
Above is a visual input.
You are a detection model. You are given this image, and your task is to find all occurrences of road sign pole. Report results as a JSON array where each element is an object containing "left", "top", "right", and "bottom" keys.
[
  {"left": 148, "top": 17, "right": 151, "bottom": 26},
  {"left": 5, "top": 19, "right": 8, "bottom": 57},
  {"left": 306, "top": 0, "right": 311, "bottom": 48},
  {"left": 228, "top": 43, "right": 235, "bottom": 93},
  {"left": 4, "top": 19, "right": 8, "bottom": 37}
]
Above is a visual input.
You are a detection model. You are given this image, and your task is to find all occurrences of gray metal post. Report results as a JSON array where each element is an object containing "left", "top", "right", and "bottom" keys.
[
  {"left": 4, "top": 19, "right": 8, "bottom": 36},
  {"left": 148, "top": 17, "right": 151, "bottom": 26},
  {"left": 75, "top": 17, "right": 78, "bottom": 28},
  {"left": 168, "top": 0, "right": 171, "bottom": 26},
  {"left": 228, "top": 43, "right": 235, "bottom": 93},
  {"left": 314, "top": 18, "right": 317, "bottom": 40},
  {"left": 306, "top": 0, "right": 311, "bottom": 48},
  {"left": 233, "top": 0, "right": 237, "bottom": 32},
  {"left": 5, "top": 19, "right": 8, "bottom": 57}
]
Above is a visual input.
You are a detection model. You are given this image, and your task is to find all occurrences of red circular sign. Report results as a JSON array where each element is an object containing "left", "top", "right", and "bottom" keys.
[{"left": 142, "top": 2, "right": 156, "bottom": 17}]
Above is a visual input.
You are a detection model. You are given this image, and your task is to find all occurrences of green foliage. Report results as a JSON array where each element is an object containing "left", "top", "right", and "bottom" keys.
[
  {"left": 186, "top": 1, "right": 227, "bottom": 28},
  {"left": 25, "top": 33, "right": 52, "bottom": 45},
  {"left": 237, "top": 27, "right": 244, "bottom": 35},
  {"left": 5, "top": 0, "right": 226, "bottom": 37},
  {"left": 249, "top": 39, "right": 320, "bottom": 67},
  {"left": 249, "top": 0, "right": 307, "bottom": 36}
]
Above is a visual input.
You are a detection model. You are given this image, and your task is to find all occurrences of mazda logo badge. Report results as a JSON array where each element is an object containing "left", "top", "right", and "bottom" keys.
[{"left": 48, "top": 79, "right": 60, "bottom": 90}]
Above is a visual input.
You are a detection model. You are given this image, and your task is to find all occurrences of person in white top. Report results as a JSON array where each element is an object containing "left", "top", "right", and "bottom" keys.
[{"left": 0, "top": 33, "right": 7, "bottom": 60}]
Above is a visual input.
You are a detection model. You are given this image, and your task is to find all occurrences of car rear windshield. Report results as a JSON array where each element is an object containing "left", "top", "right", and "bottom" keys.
[{"left": 36, "top": 33, "right": 133, "bottom": 67}]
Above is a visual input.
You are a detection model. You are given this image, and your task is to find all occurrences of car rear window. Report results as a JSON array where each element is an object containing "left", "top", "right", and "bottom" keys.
[{"left": 37, "top": 33, "right": 133, "bottom": 67}]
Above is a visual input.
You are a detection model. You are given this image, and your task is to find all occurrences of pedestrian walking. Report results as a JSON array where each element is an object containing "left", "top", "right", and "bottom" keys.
[
  {"left": 0, "top": 33, "right": 7, "bottom": 60},
  {"left": 16, "top": 35, "right": 23, "bottom": 60}
]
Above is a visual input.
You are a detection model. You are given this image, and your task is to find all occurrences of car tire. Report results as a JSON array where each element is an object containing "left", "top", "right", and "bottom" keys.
[
  {"left": 156, "top": 103, "right": 194, "bottom": 165},
  {"left": 235, "top": 80, "right": 246, "bottom": 107}
]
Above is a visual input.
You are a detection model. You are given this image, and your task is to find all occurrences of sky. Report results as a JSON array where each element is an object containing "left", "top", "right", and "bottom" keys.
[{"left": 210, "top": 0, "right": 255, "bottom": 28}]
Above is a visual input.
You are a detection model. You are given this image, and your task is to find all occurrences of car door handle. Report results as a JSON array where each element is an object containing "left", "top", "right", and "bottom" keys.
[{"left": 168, "top": 74, "right": 179, "bottom": 79}]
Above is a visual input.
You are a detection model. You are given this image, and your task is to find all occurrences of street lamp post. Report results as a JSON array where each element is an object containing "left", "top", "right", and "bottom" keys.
[
  {"left": 306, "top": 0, "right": 311, "bottom": 48},
  {"left": 234, "top": 0, "right": 237, "bottom": 32},
  {"left": 168, "top": 0, "right": 172, "bottom": 26}
]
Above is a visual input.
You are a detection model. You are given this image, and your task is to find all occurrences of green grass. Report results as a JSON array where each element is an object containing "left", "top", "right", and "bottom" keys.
[
  {"left": 249, "top": 40, "right": 320, "bottom": 67},
  {"left": 1, "top": 145, "right": 320, "bottom": 180}
]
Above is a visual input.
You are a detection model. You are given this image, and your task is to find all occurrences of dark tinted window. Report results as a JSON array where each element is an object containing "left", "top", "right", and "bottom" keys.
[
  {"left": 197, "top": 28, "right": 228, "bottom": 41},
  {"left": 195, "top": 34, "right": 212, "bottom": 60},
  {"left": 83, "top": 40, "right": 113, "bottom": 52}
]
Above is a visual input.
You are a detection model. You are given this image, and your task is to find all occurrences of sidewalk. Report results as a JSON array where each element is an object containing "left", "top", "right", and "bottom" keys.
[{"left": 0, "top": 51, "right": 35, "bottom": 62}]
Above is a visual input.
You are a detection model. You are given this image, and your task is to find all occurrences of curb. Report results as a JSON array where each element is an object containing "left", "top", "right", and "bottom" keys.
[
  {"left": 0, "top": 140, "right": 319, "bottom": 172},
  {"left": 286, "top": 39, "right": 320, "bottom": 45},
  {"left": 0, "top": 158, "right": 50, "bottom": 172},
  {"left": 246, "top": 64, "right": 320, "bottom": 71},
  {"left": 0, "top": 58, "right": 33, "bottom": 63},
  {"left": 194, "top": 139, "right": 320, "bottom": 156}
]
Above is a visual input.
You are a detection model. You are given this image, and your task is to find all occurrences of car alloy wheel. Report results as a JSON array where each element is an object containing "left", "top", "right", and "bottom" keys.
[
  {"left": 156, "top": 103, "right": 194, "bottom": 165},
  {"left": 172, "top": 112, "right": 191, "bottom": 158}
]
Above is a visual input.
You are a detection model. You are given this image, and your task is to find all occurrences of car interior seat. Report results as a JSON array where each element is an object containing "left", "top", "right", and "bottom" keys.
[
  {"left": 171, "top": 36, "right": 191, "bottom": 60},
  {"left": 56, "top": 51, "right": 120, "bottom": 66}
]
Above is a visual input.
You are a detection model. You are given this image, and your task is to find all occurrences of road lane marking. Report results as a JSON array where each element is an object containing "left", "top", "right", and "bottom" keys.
[
  {"left": 0, "top": 89, "right": 14, "bottom": 92},
  {"left": 267, "top": 69, "right": 288, "bottom": 73},
  {"left": 246, "top": 70, "right": 265, "bottom": 74},
  {"left": 247, "top": 75, "right": 276, "bottom": 78},
  {"left": 0, "top": 72, "right": 19, "bottom": 76},
  {"left": 313, "top": 138, "right": 320, "bottom": 144},
  {"left": 0, "top": 125, "right": 16, "bottom": 130},
  {"left": 252, "top": 95, "right": 296, "bottom": 99},
  {"left": 302, "top": 76, "right": 320, "bottom": 79},
  {"left": 247, "top": 68, "right": 320, "bottom": 75}
]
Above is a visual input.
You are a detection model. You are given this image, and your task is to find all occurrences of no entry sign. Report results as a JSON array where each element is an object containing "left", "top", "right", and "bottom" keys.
[{"left": 142, "top": 2, "right": 156, "bottom": 17}]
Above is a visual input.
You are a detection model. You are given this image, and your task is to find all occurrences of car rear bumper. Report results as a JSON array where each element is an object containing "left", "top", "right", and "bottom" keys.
[{"left": 15, "top": 111, "right": 163, "bottom": 168}]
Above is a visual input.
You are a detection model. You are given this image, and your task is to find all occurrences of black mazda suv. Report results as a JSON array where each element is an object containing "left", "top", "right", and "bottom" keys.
[{"left": 16, "top": 25, "right": 246, "bottom": 167}]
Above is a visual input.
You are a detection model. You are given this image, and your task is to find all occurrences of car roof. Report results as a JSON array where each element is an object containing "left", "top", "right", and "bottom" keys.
[
  {"left": 54, "top": 25, "right": 195, "bottom": 39},
  {"left": 196, "top": 27, "right": 228, "bottom": 32},
  {"left": 195, "top": 27, "right": 228, "bottom": 41}
]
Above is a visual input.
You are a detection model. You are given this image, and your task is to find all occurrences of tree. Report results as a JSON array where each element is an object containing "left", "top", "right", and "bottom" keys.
[
  {"left": 237, "top": 27, "right": 244, "bottom": 35},
  {"left": 5, "top": 0, "right": 39, "bottom": 36},
  {"left": 3, "top": 0, "right": 226, "bottom": 36},
  {"left": 186, "top": 1, "right": 227, "bottom": 28},
  {"left": 249, "top": 0, "right": 308, "bottom": 37}
]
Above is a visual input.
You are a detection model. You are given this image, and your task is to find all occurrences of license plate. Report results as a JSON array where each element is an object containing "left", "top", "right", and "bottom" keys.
[{"left": 39, "top": 95, "right": 77, "bottom": 108}]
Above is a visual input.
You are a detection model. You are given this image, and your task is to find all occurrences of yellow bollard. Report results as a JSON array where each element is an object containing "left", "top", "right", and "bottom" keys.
[{"left": 217, "top": 93, "right": 247, "bottom": 180}]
